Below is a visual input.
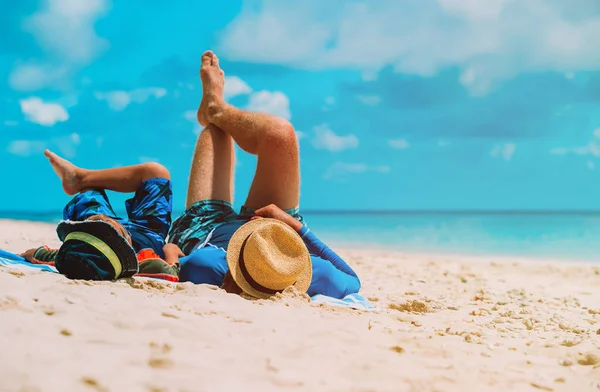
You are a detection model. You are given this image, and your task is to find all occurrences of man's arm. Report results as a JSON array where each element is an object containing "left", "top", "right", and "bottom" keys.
[
  {"left": 163, "top": 243, "right": 184, "bottom": 266},
  {"left": 252, "top": 204, "right": 360, "bottom": 279},
  {"left": 295, "top": 226, "right": 359, "bottom": 279}
]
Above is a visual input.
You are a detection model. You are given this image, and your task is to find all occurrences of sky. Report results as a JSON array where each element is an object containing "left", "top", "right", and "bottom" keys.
[{"left": 2, "top": 0, "right": 600, "bottom": 213}]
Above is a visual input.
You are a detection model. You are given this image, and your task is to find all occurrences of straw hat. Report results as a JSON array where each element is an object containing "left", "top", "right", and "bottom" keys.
[{"left": 226, "top": 218, "right": 312, "bottom": 299}]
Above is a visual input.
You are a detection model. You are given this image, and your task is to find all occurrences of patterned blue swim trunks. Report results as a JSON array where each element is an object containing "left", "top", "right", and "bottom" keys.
[
  {"left": 62, "top": 178, "right": 173, "bottom": 258},
  {"left": 168, "top": 200, "right": 304, "bottom": 255}
]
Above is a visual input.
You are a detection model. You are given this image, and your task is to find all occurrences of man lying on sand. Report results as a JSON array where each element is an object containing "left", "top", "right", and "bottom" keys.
[
  {"left": 169, "top": 50, "right": 361, "bottom": 299},
  {"left": 21, "top": 152, "right": 181, "bottom": 281}
]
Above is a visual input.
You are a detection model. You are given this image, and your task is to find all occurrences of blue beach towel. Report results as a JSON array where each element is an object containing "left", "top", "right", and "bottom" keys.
[
  {"left": 0, "top": 249, "right": 58, "bottom": 273},
  {"left": 0, "top": 249, "right": 375, "bottom": 310},
  {"left": 310, "top": 293, "right": 376, "bottom": 311}
]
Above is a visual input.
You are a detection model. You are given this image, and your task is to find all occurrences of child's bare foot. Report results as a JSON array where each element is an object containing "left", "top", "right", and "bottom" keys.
[
  {"left": 44, "top": 150, "right": 83, "bottom": 195},
  {"left": 197, "top": 50, "right": 226, "bottom": 126}
]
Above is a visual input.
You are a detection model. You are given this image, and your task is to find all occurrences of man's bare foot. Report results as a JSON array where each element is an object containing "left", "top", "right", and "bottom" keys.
[
  {"left": 44, "top": 150, "right": 83, "bottom": 195},
  {"left": 197, "top": 50, "right": 226, "bottom": 126}
]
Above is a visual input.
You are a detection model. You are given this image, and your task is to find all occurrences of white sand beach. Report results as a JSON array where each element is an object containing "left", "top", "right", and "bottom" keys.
[{"left": 1, "top": 218, "right": 599, "bottom": 392}]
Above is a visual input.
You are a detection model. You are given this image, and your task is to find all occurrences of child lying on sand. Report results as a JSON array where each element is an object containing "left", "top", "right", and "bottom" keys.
[{"left": 20, "top": 150, "right": 181, "bottom": 282}]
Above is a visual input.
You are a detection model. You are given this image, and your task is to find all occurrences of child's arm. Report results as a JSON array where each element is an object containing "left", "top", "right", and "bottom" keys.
[
  {"left": 20, "top": 246, "right": 58, "bottom": 265},
  {"left": 136, "top": 244, "right": 183, "bottom": 282}
]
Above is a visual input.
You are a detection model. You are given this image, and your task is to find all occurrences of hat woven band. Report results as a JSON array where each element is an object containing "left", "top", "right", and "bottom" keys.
[
  {"left": 238, "top": 237, "right": 297, "bottom": 296},
  {"left": 64, "top": 231, "right": 123, "bottom": 278}
]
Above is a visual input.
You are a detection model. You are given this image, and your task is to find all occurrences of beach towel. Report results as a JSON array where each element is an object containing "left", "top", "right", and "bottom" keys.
[
  {"left": 310, "top": 293, "right": 376, "bottom": 311},
  {"left": 0, "top": 249, "right": 58, "bottom": 273},
  {"left": 0, "top": 249, "right": 375, "bottom": 310}
]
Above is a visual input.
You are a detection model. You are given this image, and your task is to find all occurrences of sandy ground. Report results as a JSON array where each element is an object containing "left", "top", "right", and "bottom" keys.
[{"left": 0, "top": 219, "right": 599, "bottom": 392}]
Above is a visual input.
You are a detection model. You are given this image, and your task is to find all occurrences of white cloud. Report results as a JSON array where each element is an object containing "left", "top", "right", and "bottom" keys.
[
  {"left": 193, "top": 124, "right": 203, "bottom": 136},
  {"left": 70, "top": 133, "right": 80, "bottom": 145},
  {"left": 356, "top": 95, "right": 381, "bottom": 106},
  {"left": 9, "top": 64, "right": 70, "bottom": 92},
  {"left": 361, "top": 70, "right": 379, "bottom": 82},
  {"left": 94, "top": 91, "right": 130, "bottom": 111},
  {"left": 186, "top": 108, "right": 204, "bottom": 134},
  {"left": 9, "top": 133, "right": 81, "bottom": 159},
  {"left": 183, "top": 110, "right": 197, "bottom": 122},
  {"left": 218, "top": 0, "right": 600, "bottom": 94},
  {"left": 9, "top": 0, "right": 109, "bottom": 91},
  {"left": 246, "top": 90, "right": 291, "bottom": 120},
  {"left": 139, "top": 156, "right": 159, "bottom": 163},
  {"left": 224, "top": 76, "right": 253, "bottom": 100},
  {"left": 25, "top": 0, "right": 108, "bottom": 63},
  {"left": 323, "top": 162, "right": 390, "bottom": 180},
  {"left": 550, "top": 129, "right": 600, "bottom": 157},
  {"left": 295, "top": 131, "right": 306, "bottom": 140},
  {"left": 588, "top": 160, "right": 595, "bottom": 170},
  {"left": 3, "top": 121, "right": 18, "bottom": 127},
  {"left": 490, "top": 143, "right": 516, "bottom": 161},
  {"left": 7, "top": 140, "right": 47, "bottom": 157},
  {"left": 95, "top": 88, "right": 167, "bottom": 111},
  {"left": 550, "top": 147, "right": 570, "bottom": 156},
  {"left": 20, "top": 97, "right": 69, "bottom": 126},
  {"left": 53, "top": 135, "right": 78, "bottom": 158},
  {"left": 312, "top": 124, "right": 359, "bottom": 152},
  {"left": 322, "top": 96, "right": 336, "bottom": 112},
  {"left": 436, "top": 0, "right": 509, "bottom": 21},
  {"left": 388, "top": 138, "right": 410, "bottom": 150},
  {"left": 324, "top": 162, "right": 366, "bottom": 180},
  {"left": 130, "top": 87, "right": 166, "bottom": 101}
]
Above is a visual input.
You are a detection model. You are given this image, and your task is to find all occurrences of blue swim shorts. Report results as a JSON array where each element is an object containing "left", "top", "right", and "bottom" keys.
[
  {"left": 168, "top": 200, "right": 304, "bottom": 255},
  {"left": 63, "top": 178, "right": 173, "bottom": 258}
]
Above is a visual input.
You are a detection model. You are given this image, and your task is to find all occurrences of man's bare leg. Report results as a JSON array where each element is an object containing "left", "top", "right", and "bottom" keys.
[
  {"left": 196, "top": 51, "right": 300, "bottom": 210},
  {"left": 185, "top": 124, "right": 235, "bottom": 209},
  {"left": 44, "top": 150, "right": 170, "bottom": 195}
]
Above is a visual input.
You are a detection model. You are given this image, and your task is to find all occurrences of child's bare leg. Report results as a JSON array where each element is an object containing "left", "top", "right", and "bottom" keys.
[{"left": 44, "top": 150, "right": 170, "bottom": 195}]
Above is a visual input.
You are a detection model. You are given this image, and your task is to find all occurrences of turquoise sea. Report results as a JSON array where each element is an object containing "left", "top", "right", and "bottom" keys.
[
  {"left": 302, "top": 212, "right": 600, "bottom": 262},
  {"left": 2, "top": 211, "right": 600, "bottom": 262}
]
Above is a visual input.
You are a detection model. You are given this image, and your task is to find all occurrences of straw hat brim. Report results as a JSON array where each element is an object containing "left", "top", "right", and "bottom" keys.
[{"left": 226, "top": 218, "right": 312, "bottom": 299}]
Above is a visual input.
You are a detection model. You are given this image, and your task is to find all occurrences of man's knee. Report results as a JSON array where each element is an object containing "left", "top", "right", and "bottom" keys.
[
  {"left": 142, "top": 162, "right": 170, "bottom": 181},
  {"left": 263, "top": 118, "right": 297, "bottom": 149}
]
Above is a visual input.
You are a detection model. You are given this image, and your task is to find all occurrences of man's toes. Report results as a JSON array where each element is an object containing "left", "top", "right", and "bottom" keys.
[
  {"left": 212, "top": 53, "right": 220, "bottom": 67},
  {"left": 44, "top": 149, "right": 58, "bottom": 162},
  {"left": 201, "top": 51, "right": 214, "bottom": 67}
]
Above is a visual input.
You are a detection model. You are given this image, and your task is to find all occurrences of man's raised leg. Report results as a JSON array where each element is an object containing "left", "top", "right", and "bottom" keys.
[
  {"left": 197, "top": 51, "right": 300, "bottom": 210},
  {"left": 185, "top": 124, "right": 235, "bottom": 209},
  {"left": 44, "top": 150, "right": 169, "bottom": 195}
]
